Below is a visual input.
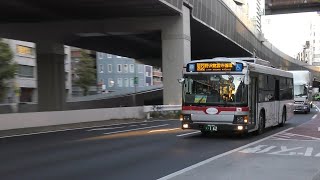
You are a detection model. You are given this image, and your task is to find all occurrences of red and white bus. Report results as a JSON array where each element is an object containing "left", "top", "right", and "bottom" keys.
[{"left": 180, "top": 57, "right": 294, "bottom": 135}]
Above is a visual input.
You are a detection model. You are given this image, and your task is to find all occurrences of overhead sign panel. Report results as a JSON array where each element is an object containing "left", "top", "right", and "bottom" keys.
[{"left": 187, "top": 62, "right": 243, "bottom": 72}]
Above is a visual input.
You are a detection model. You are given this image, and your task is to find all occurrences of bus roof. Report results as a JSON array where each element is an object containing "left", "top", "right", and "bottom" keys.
[{"left": 187, "top": 57, "right": 293, "bottom": 78}]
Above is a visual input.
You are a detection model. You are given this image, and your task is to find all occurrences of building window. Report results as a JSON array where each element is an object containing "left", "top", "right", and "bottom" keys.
[
  {"left": 16, "top": 45, "right": 34, "bottom": 56},
  {"left": 123, "top": 64, "right": 128, "bottom": 73},
  {"left": 117, "top": 78, "right": 123, "bottom": 87},
  {"left": 130, "top": 64, "right": 135, "bottom": 73},
  {"left": 124, "top": 78, "right": 129, "bottom": 87},
  {"left": 108, "top": 64, "right": 112, "bottom": 73},
  {"left": 117, "top": 64, "right": 122, "bottom": 73},
  {"left": 130, "top": 78, "right": 134, "bottom": 87},
  {"left": 108, "top": 78, "right": 114, "bottom": 87},
  {"left": 107, "top": 54, "right": 112, "bottom": 58},
  {"left": 98, "top": 52, "right": 103, "bottom": 59},
  {"left": 99, "top": 64, "right": 104, "bottom": 73},
  {"left": 18, "top": 65, "right": 34, "bottom": 78}
]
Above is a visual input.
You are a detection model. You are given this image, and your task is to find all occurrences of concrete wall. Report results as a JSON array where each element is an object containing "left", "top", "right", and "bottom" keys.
[{"left": 0, "top": 106, "right": 145, "bottom": 131}]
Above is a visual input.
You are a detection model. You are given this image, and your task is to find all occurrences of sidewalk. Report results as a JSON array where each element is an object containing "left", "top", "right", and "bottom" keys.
[{"left": 160, "top": 108, "right": 320, "bottom": 180}]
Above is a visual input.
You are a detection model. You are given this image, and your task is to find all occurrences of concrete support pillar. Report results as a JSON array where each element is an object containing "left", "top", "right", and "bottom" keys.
[
  {"left": 36, "top": 42, "right": 66, "bottom": 111},
  {"left": 162, "top": 5, "right": 191, "bottom": 105}
]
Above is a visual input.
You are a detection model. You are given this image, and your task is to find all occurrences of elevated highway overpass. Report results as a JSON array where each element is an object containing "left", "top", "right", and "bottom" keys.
[
  {"left": 0, "top": 0, "right": 319, "bottom": 111},
  {"left": 265, "top": 0, "right": 320, "bottom": 15}
]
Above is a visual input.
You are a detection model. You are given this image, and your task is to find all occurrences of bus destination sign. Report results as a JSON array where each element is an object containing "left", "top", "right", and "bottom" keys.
[{"left": 187, "top": 62, "right": 243, "bottom": 72}]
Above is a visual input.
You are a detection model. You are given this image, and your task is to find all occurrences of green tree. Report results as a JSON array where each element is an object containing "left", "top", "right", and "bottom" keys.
[
  {"left": 0, "top": 39, "right": 16, "bottom": 101},
  {"left": 75, "top": 50, "right": 96, "bottom": 96}
]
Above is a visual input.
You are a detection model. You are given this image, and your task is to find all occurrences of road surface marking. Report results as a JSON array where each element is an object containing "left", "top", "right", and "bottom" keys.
[
  {"left": 318, "top": 127, "right": 320, "bottom": 132},
  {"left": 177, "top": 131, "right": 201, "bottom": 137},
  {"left": 269, "top": 138, "right": 320, "bottom": 142},
  {"left": 315, "top": 104, "right": 320, "bottom": 112},
  {"left": 240, "top": 145, "right": 318, "bottom": 157},
  {"left": 157, "top": 128, "right": 293, "bottom": 180},
  {"left": 284, "top": 132, "right": 320, "bottom": 141},
  {"left": 276, "top": 134, "right": 292, "bottom": 139},
  {"left": 103, "top": 124, "right": 169, "bottom": 135},
  {"left": 316, "top": 109, "right": 319, "bottom": 112},
  {"left": 312, "top": 114, "right": 317, "bottom": 119},
  {"left": 305, "top": 147, "right": 313, "bottom": 156},
  {"left": 86, "top": 126, "right": 126, "bottom": 131}
]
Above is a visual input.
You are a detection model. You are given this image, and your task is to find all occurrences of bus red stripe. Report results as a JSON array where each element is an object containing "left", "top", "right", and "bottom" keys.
[{"left": 182, "top": 106, "right": 249, "bottom": 112}]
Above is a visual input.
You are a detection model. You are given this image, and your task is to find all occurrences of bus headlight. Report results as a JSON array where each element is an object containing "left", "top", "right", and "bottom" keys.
[
  {"left": 183, "top": 124, "right": 189, "bottom": 129},
  {"left": 234, "top": 115, "right": 248, "bottom": 124}
]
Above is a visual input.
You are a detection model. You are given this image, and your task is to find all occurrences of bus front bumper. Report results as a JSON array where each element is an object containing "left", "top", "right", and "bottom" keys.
[{"left": 181, "top": 121, "right": 251, "bottom": 133}]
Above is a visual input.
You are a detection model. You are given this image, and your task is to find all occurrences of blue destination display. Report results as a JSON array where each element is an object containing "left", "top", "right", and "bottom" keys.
[{"left": 187, "top": 62, "right": 243, "bottom": 72}]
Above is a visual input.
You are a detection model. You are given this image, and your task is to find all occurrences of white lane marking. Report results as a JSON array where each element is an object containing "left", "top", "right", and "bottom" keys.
[
  {"left": 86, "top": 126, "right": 126, "bottom": 132},
  {"left": 157, "top": 128, "right": 293, "bottom": 180},
  {"left": 103, "top": 124, "right": 169, "bottom": 135},
  {"left": 177, "top": 131, "right": 201, "bottom": 137},
  {"left": 282, "top": 133, "right": 295, "bottom": 136},
  {"left": 315, "top": 104, "right": 320, "bottom": 112},
  {"left": 0, "top": 119, "right": 177, "bottom": 139},
  {"left": 304, "top": 147, "right": 313, "bottom": 156},
  {"left": 284, "top": 132, "right": 320, "bottom": 140},
  {"left": 316, "top": 109, "right": 319, "bottom": 112},
  {"left": 269, "top": 138, "right": 320, "bottom": 142},
  {"left": 275, "top": 134, "right": 292, "bottom": 139},
  {"left": 148, "top": 128, "right": 180, "bottom": 133},
  {"left": 318, "top": 127, "right": 320, "bottom": 132},
  {"left": 270, "top": 137, "right": 292, "bottom": 141},
  {"left": 312, "top": 114, "right": 317, "bottom": 119}
]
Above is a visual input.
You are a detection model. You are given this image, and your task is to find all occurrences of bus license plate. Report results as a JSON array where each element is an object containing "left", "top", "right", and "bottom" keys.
[{"left": 205, "top": 125, "right": 217, "bottom": 132}]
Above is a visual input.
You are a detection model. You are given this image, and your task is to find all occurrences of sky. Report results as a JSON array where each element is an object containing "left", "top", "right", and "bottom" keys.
[{"left": 261, "top": 12, "right": 317, "bottom": 58}]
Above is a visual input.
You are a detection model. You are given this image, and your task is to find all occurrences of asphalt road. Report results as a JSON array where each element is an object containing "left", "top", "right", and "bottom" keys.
[{"left": 0, "top": 107, "right": 317, "bottom": 180}]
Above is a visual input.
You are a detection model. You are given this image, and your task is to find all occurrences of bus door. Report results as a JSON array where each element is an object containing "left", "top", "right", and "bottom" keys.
[
  {"left": 274, "top": 79, "right": 280, "bottom": 125},
  {"left": 249, "top": 77, "right": 258, "bottom": 126}
]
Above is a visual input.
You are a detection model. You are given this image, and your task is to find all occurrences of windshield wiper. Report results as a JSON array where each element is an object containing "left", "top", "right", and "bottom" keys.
[{"left": 196, "top": 95, "right": 205, "bottom": 105}]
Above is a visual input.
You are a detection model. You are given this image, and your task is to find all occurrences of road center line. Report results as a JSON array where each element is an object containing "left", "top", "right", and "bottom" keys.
[
  {"left": 103, "top": 124, "right": 169, "bottom": 135},
  {"left": 158, "top": 127, "right": 293, "bottom": 180},
  {"left": 177, "top": 131, "right": 201, "bottom": 137}
]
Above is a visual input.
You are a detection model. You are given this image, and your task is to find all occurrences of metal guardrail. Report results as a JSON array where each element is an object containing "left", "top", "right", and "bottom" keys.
[{"left": 144, "top": 105, "right": 181, "bottom": 119}]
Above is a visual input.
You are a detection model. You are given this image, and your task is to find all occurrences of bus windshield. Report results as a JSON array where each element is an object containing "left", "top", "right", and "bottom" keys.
[
  {"left": 294, "top": 85, "right": 307, "bottom": 97},
  {"left": 183, "top": 74, "right": 248, "bottom": 106}
]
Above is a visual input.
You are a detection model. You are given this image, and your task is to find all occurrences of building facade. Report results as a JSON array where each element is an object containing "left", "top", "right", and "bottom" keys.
[
  {"left": 244, "top": 0, "right": 264, "bottom": 33},
  {"left": 296, "top": 41, "right": 311, "bottom": 64},
  {"left": 1, "top": 39, "right": 71, "bottom": 104},
  {"left": 310, "top": 12, "right": 320, "bottom": 66},
  {"left": 96, "top": 52, "right": 162, "bottom": 94}
]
